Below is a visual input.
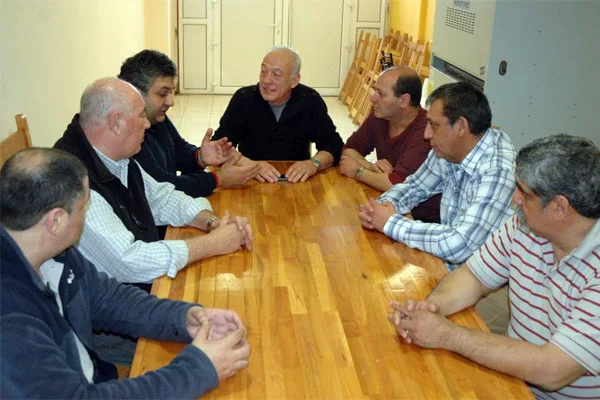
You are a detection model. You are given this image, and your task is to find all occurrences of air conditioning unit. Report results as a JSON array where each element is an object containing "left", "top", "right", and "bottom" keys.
[{"left": 429, "top": 0, "right": 599, "bottom": 149}]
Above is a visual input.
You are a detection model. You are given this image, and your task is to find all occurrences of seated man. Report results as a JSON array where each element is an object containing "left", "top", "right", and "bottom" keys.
[
  {"left": 212, "top": 45, "right": 344, "bottom": 183},
  {"left": 54, "top": 77, "right": 252, "bottom": 286},
  {"left": 339, "top": 66, "right": 441, "bottom": 223},
  {"left": 388, "top": 134, "right": 600, "bottom": 398},
  {"left": 0, "top": 148, "right": 251, "bottom": 398},
  {"left": 118, "top": 49, "right": 260, "bottom": 197},
  {"left": 359, "top": 82, "right": 516, "bottom": 270}
]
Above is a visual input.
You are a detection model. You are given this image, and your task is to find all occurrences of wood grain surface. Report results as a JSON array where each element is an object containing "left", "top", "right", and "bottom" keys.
[{"left": 130, "top": 162, "right": 533, "bottom": 399}]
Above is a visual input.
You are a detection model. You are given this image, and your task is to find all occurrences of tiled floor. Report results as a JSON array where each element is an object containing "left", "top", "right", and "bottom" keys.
[{"left": 169, "top": 94, "right": 360, "bottom": 146}]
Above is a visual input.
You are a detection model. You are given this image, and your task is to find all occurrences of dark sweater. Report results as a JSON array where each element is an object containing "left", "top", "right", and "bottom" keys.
[
  {"left": 0, "top": 227, "right": 218, "bottom": 398},
  {"left": 213, "top": 83, "right": 344, "bottom": 162},
  {"left": 134, "top": 116, "right": 218, "bottom": 197}
]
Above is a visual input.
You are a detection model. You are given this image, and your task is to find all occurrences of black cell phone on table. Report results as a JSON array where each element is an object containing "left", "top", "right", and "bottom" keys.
[{"left": 278, "top": 175, "right": 288, "bottom": 181}]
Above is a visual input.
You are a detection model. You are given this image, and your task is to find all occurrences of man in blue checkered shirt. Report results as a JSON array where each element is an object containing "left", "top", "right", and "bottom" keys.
[{"left": 359, "top": 82, "right": 516, "bottom": 270}]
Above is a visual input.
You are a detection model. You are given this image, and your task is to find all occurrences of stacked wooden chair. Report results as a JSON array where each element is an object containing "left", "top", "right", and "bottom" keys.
[
  {"left": 339, "top": 31, "right": 370, "bottom": 103},
  {"left": 339, "top": 29, "right": 432, "bottom": 125},
  {"left": 348, "top": 36, "right": 383, "bottom": 125}
]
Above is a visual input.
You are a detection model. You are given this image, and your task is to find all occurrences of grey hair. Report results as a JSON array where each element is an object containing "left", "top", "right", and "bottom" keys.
[
  {"left": 266, "top": 45, "right": 301, "bottom": 77},
  {"left": 516, "top": 134, "right": 600, "bottom": 218},
  {"left": 79, "top": 77, "right": 135, "bottom": 128}
]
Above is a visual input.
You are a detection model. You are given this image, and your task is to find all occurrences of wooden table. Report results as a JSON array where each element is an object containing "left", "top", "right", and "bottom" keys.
[{"left": 131, "top": 162, "right": 533, "bottom": 399}]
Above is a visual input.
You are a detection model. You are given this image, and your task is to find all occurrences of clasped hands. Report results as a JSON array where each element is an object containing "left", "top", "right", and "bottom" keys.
[
  {"left": 358, "top": 198, "right": 397, "bottom": 232},
  {"left": 199, "top": 128, "right": 318, "bottom": 184},
  {"left": 388, "top": 299, "right": 453, "bottom": 349},
  {"left": 209, "top": 211, "right": 253, "bottom": 254},
  {"left": 254, "top": 159, "right": 318, "bottom": 183},
  {"left": 186, "top": 306, "right": 251, "bottom": 380}
]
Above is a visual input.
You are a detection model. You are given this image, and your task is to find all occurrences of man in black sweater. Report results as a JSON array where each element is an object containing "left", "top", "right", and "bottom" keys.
[
  {"left": 212, "top": 46, "right": 345, "bottom": 183},
  {"left": 119, "top": 50, "right": 260, "bottom": 198}
]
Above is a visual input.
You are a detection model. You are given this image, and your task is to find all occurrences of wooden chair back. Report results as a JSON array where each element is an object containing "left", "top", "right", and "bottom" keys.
[
  {"left": 408, "top": 40, "right": 430, "bottom": 75},
  {"left": 339, "top": 31, "right": 371, "bottom": 102},
  {"left": 0, "top": 114, "right": 33, "bottom": 166}
]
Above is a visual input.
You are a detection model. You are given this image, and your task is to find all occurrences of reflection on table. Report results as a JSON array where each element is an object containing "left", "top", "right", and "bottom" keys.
[{"left": 131, "top": 162, "right": 533, "bottom": 399}]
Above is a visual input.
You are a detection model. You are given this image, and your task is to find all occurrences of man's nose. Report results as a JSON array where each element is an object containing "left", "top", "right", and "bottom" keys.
[
  {"left": 165, "top": 93, "right": 174, "bottom": 107},
  {"left": 424, "top": 124, "right": 433, "bottom": 140}
]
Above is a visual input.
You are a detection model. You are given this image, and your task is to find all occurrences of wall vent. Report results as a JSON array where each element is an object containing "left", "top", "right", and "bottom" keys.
[{"left": 445, "top": 7, "right": 476, "bottom": 35}]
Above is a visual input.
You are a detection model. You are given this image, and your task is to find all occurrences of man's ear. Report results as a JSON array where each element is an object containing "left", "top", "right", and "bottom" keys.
[
  {"left": 551, "top": 195, "right": 570, "bottom": 220},
  {"left": 108, "top": 111, "right": 122, "bottom": 135},
  {"left": 455, "top": 116, "right": 470, "bottom": 136},
  {"left": 399, "top": 93, "right": 411, "bottom": 108},
  {"left": 291, "top": 73, "right": 301, "bottom": 89},
  {"left": 44, "top": 208, "right": 66, "bottom": 236}
]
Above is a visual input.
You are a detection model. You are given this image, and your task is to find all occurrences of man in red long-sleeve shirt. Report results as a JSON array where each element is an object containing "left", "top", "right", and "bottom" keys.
[{"left": 339, "top": 66, "right": 440, "bottom": 222}]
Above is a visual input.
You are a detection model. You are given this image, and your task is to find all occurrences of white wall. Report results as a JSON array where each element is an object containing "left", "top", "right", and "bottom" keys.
[
  {"left": 144, "top": 0, "right": 169, "bottom": 56},
  {"left": 0, "top": 0, "right": 145, "bottom": 147}
]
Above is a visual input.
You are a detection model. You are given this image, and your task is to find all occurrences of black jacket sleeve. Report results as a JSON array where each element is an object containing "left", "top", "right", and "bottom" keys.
[{"left": 134, "top": 119, "right": 217, "bottom": 197}]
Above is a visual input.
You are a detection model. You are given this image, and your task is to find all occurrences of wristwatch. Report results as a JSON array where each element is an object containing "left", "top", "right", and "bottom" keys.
[
  {"left": 310, "top": 157, "right": 321, "bottom": 170},
  {"left": 206, "top": 215, "right": 220, "bottom": 230},
  {"left": 355, "top": 167, "right": 365, "bottom": 179}
]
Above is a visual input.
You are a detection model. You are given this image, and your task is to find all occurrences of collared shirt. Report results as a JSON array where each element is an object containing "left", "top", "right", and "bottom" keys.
[
  {"left": 40, "top": 260, "right": 94, "bottom": 383},
  {"left": 468, "top": 216, "right": 600, "bottom": 399},
  {"left": 379, "top": 128, "right": 516, "bottom": 270},
  {"left": 76, "top": 148, "right": 211, "bottom": 283}
]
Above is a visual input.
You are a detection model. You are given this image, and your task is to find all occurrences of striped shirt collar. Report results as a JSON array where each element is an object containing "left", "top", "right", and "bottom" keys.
[{"left": 571, "top": 218, "right": 600, "bottom": 260}]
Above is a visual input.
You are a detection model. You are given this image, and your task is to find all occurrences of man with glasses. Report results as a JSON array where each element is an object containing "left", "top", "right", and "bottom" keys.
[{"left": 212, "top": 46, "right": 344, "bottom": 183}]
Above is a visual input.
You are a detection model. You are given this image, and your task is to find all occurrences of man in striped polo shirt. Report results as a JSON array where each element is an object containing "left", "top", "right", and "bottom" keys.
[{"left": 389, "top": 134, "right": 600, "bottom": 398}]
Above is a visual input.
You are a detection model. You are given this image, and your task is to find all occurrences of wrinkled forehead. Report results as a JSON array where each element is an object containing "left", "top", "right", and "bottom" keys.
[
  {"left": 262, "top": 50, "right": 294, "bottom": 73},
  {"left": 149, "top": 75, "right": 176, "bottom": 92}
]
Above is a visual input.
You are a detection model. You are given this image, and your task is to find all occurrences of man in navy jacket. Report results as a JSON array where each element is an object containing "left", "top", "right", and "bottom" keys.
[
  {"left": 119, "top": 50, "right": 260, "bottom": 198},
  {"left": 0, "top": 148, "right": 251, "bottom": 398}
]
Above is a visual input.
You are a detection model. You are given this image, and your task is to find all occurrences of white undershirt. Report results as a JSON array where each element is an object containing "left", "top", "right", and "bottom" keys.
[{"left": 40, "top": 259, "right": 94, "bottom": 383}]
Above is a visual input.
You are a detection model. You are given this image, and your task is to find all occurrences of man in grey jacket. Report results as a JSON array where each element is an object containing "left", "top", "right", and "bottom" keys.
[{"left": 0, "top": 148, "right": 251, "bottom": 398}]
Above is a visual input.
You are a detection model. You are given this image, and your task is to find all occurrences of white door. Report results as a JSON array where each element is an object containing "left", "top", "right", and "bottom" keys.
[
  {"left": 179, "top": 0, "right": 213, "bottom": 93},
  {"left": 286, "top": 0, "right": 349, "bottom": 96},
  {"left": 178, "top": 0, "right": 385, "bottom": 95},
  {"left": 214, "top": 0, "right": 284, "bottom": 93}
]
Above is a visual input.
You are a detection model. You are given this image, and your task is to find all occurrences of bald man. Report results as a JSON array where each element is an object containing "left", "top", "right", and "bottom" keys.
[
  {"left": 54, "top": 77, "right": 253, "bottom": 365},
  {"left": 340, "top": 67, "right": 440, "bottom": 223},
  {"left": 54, "top": 78, "right": 252, "bottom": 287},
  {"left": 212, "top": 46, "right": 344, "bottom": 183}
]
